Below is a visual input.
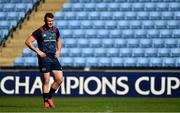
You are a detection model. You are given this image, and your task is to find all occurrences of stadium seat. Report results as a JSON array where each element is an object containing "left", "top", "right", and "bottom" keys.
[
  {"left": 164, "top": 39, "right": 177, "bottom": 48},
  {"left": 167, "top": 21, "right": 179, "bottom": 29},
  {"left": 112, "top": 12, "right": 124, "bottom": 20},
  {"left": 96, "top": 3, "right": 107, "bottom": 11},
  {"left": 98, "top": 57, "right": 111, "bottom": 66},
  {"left": 137, "top": 12, "right": 149, "bottom": 20},
  {"left": 175, "top": 12, "right": 180, "bottom": 20},
  {"left": 154, "top": 21, "right": 166, "bottom": 29},
  {"left": 100, "top": 12, "right": 112, "bottom": 20},
  {"left": 147, "top": 30, "right": 159, "bottom": 38},
  {"left": 162, "top": 58, "right": 175, "bottom": 67},
  {"left": 106, "top": 21, "right": 116, "bottom": 29},
  {"left": 127, "top": 39, "right": 139, "bottom": 47},
  {"left": 102, "top": 39, "right": 114, "bottom": 48},
  {"left": 161, "top": 12, "right": 174, "bottom": 20},
  {"left": 3, "top": 4, "right": 15, "bottom": 12},
  {"left": 149, "top": 58, "right": 162, "bottom": 67},
  {"left": 175, "top": 58, "right": 180, "bottom": 67},
  {"left": 137, "top": 57, "right": 149, "bottom": 67},
  {"left": 110, "top": 30, "right": 121, "bottom": 38},
  {"left": 108, "top": 3, "right": 119, "bottom": 11},
  {"left": 125, "top": 12, "right": 136, "bottom": 20},
  {"left": 130, "top": 21, "right": 141, "bottom": 29},
  {"left": 135, "top": 30, "right": 146, "bottom": 38},
  {"left": 152, "top": 39, "right": 164, "bottom": 48},
  {"left": 122, "top": 30, "right": 134, "bottom": 38},
  {"left": 160, "top": 30, "right": 172, "bottom": 38},
  {"left": 111, "top": 57, "right": 123, "bottom": 67},
  {"left": 60, "top": 30, "right": 72, "bottom": 38},
  {"left": 86, "top": 57, "right": 98, "bottom": 67},
  {"left": 142, "top": 21, "right": 154, "bottom": 29},
  {"left": 117, "top": 21, "right": 129, "bottom": 29},
  {"left": 24, "top": 57, "right": 37, "bottom": 66},
  {"left": 120, "top": 3, "right": 131, "bottom": 11},
  {"left": 14, "top": 57, "right": 24, "bottom": 66},
  {"left": 139, "top": 39, "right": 152, "bottom": 48},
  {"left": 173, "top": 30, "right": 180, "bottom": 38},
  {"left": 157, "top": 48, "right": 170, "bottom": 57},
  {"left": 171, "top": 48, "right": 180, "bottom": 57},
  {"left": 22, "top": 48, "right": 32, "bottom": 57},
  {"left": 69, "top": 21, "right": 81, "bottom": 29},
  {"left": 84, "top": 3, "right": 96, "bottom": 11},
  {"left": 97, "top": 30, "right": 109, "bottom": 38},
  {"left": 114, "top": 39, "right": 126, "bottom": 47},
  {"left": 107, "top": 48, "right": 119, "bottom": 57},
  {"left": 64, "top": 38, "right": 77, "bottom": 48},
  {"left": 149, "top": 12, "right": 161, "bottom": 20},
  {"left": 82, "top": 48, "right": 94, "bottom": 57},
  {"left": 132, "top": 3, "right": 144, "bottom": 11},
  {"left": 77, "top": 38, "right": 89, "bottom": 48},
  {"left": 119, "top": 48, "right": 132, "bottom": 57},
  {"left": 72, "top": 3, "right": 84, "bottom": 11},
  {"left": 145, "top": 48, "right": 157, "bottom": 57},
  {"left": 61, "top": 57, "right": 73, "bottom": 66},
  {"left": 85, "top": 29, "right": 97, "bottom": 38},
  {"left": 56, "top": 21, "right": 68, "bottom": 29},
  {"left": 54, "top": 12, "right": 64, "bottom": 20},
  {"left": 89, "top": 38, "right": 101, "bottom": 48},
  {"left": 132, "top": 48, "right": 145, "bottom": 57},
  {"left": 81, "top": 20, "right": 93, "bottom": 29},
  {"left": 89, "top": 12, "right": 100, "bottom": 20},
  {"left": 124, "top": 57, "right": 136, "bottom": 67},
  {"left": 73, "top": 29, "right": 85, "bottom": 38},
  {"left": 156, "top": 3, "right": 168, "bottom": 11},
  {"left": 94, "top": 48, "right": 106, "bottom": 57},
  {"left": 74, "top": 57, "right": 86, "bottom": 66},
  {"left": 93, "top": 21, "right": 105, "bottom": 29},
  {"left": 62, "top": 3, "right": 72, "bottom": 11},
  {"left": 61, "top": 48, "right": 69, "bottom": 57},
  {"left": 144, "top": 3, "right": 156, "bottom": 11},
  {"left": 65, "top": 12, "right": 76, "bottom": 20},
  {"left": 77, "top": 12, "right": 88, "bottom": 20},
  {"left": 169, "top": 3, "right": 180, "bottom": 11},
  {"left": 0, "top": 12, "right": 6, "bottom": 20}
]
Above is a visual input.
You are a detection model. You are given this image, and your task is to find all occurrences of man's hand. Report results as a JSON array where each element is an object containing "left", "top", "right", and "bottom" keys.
[
  {"left": 55, "top": 50, "right": 61, "bottom": 58},
  {"left": 37, "top": 50, "right": 46, "bottom": 58}
]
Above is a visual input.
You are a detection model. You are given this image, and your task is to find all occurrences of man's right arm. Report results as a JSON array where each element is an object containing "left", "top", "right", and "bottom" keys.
[{"left": 25, "top": 35, "right": 46, "bottom": 57}]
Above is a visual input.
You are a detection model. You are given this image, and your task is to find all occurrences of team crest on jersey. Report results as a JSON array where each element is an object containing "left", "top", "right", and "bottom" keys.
[{"left": 43, "top": 34, "right": 47, "bottom": 38}]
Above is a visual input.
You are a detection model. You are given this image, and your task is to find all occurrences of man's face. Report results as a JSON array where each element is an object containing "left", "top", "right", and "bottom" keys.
[{"left": 45, "top": 17, "right": 54, "bottom": 28}]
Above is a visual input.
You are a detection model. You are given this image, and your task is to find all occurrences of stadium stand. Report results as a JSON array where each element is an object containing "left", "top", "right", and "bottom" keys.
[{"left": 7, "top": 0, "right": 180, "bottom": 68}]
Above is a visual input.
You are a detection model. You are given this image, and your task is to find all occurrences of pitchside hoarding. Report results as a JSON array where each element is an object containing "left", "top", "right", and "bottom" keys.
[{"left": 0, "top": 71, "right": 179, "bottom": 97}]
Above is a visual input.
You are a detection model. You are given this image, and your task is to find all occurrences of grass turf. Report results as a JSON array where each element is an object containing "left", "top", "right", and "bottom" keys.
[{"left": 0, "top": 96, "right": 179, "bottom": 112}]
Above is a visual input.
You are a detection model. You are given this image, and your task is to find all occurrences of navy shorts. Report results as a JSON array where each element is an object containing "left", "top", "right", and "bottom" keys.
[{"left": 38, "top": 53, "right": 62, "bottom": 73}]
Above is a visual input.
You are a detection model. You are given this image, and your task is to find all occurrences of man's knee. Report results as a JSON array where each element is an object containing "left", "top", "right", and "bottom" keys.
[{"left": 43, "top": 78, "right": 50, "bottom": 85}]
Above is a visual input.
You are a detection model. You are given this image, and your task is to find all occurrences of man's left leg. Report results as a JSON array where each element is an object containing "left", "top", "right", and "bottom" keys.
[{"left": 48, "top": 70, "right": 63, "bottom": 107}]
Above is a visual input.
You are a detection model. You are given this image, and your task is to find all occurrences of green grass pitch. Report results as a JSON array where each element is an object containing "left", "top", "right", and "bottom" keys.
[{"left": 0, "top": 96, "right": 179, "bottom": 112}]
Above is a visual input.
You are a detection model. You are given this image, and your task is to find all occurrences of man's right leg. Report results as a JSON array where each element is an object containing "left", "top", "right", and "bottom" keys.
[{"left": 42, "top": 72, "right": 50, "bottom": 108}]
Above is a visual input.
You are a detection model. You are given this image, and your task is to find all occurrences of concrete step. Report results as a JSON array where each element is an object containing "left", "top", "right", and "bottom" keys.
[{"left": 0, "top": 57, "right": 14, "bottom": 66}]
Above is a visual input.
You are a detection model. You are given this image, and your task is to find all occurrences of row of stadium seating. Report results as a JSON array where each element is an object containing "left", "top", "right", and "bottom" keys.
[
  {"left": 0, "top": 4, "right": 33, "bottom": 13},
  {"left": 56, "top": 21, "right": 180, "bottom": 29},
  {"left": 62, "top": 3, "right": 180, "bottom": 11},
  {"left": 0, "top": 0, "right": 38, "bottom": 3},
  {"left": 55, "top": 11, "right": 180, "bottom": 20},
  {"left": 21, "top": 47, "right": 180, "bottom": 57},
  {"left": 14, "top": 56, "right": 180, "bottom": 67},
  {"left": 69, "top": 0, "right": 180, "bottom": 3},
  {"left": 60, "top": 30, "right": 180, "bottom": 38}
]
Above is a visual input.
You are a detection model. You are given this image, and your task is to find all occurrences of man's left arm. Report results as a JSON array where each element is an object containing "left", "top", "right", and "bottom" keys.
[{"left": 55, "top": 37, "right": 62, "bottom": 58}]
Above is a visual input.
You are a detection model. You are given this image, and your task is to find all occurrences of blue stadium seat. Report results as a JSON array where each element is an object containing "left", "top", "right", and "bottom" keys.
[
  {"left": 167, "top": 21, "right": 179, "bottom": 29},
  {"left": 152, "top": 39, "right": 164, "bottom": 48},
  {"left": 164, "top": 39, "right": 177, "bottom": 48},
  {"left": 93, "top": 21, "right": 105, "bottom": 29},
  {"left": 171, "top": 48, "right": 180, "bottom": 57},
  {"left": 24, "top": 57, "right": 37, "bottom": 66},
  {"left": 102, "top": 39, "right": 114, "bottom": 48},
  {"left": 0, "top": 21, "right": 10, "bottom": 29},
  {"left": 81, "top": 20, "right": 92, "bottom": 29},
  {"left": 145, "top": 48, "right": 157, "bottom": 57},
  {"left": 137, "top": 12, "right": 149, "bottom": 20},
  {"left": 54, "top": 12, "right": 64, "bottom": 20},
  {"left": 130, "top": 21, "right": 141, "bottom": 29},
  {"left": 94, "top": 48, "right": 106, "bottom": 57},
  {"left": 114, "top": 39, "right": 126, "bottom": 47},
  {"left": 149, "top": 12, "right": 161, "bottom": 20},
  {"left": 169, "top": 3, "right": 180, "bottom": 11},
  {"left": 97, "top": 30, "right": 109, "bottom": 38},
  {"left": 149, "top": 58, "right": 162, "bottom": 67},
  {"left": 135, "top": 30, "right": 146, "bottom": 38},
  {"left": 72, "top": 3, "right": 84, "bottom": 11},
  {"left": 107, "top": 48, "right": 119, "bottom": 57},
  {"left": 60, "top": 30, "right": 72, "bottom": 38},
  {"left": 96, "top": 3, "right": 107, "bottom": 11},
  {"left": 162, "top": 58, "right": 175, "bottom": 67},
  {"left": 125, "top": 12, "right": 136, "bottom": 20},
  {"left": 120, "top": 48, "right": 132, "bottom": 57},
  {"left": 124, "top": 57, "right": 136, "bottom": 67},
  {"left": 127, "top": 39, "right": 139, "bottom": 47},
  {"left": 98, "top": 57, "right": 111, "bottom": 66},
  {"left": 22, "top": 48, "right": 32, "bottom": 57},
  {"left": 160, "top": 30, "right": 172, "bottom": 38},
  {"left": 122, "top": 30, "right": 134, "bottom": 38},
  {"left": 139, "top": 39, "right": 152, "bottom": 48},
  {"left": 14, "top": 57, "right": 24, "bottom": 66},
  {"left": 173, "top": 30, "right": 180, "bottom": 38},
  {"left": 69, "top": 21, "right": 81, "bottom": 29},
  {"left": 111, "top": 57, "right": 123, "bottom": 67},
  {"left": 142, "top": 21, "right": 154, "bottom": 29},
  {"left": 144, "top": 3, "right": 156, "bottom": 11},
  {"left": 137, "top": 58, "right": 149, "bottom": 67},
  {"left": 103, "top": 0, "right": 114, "bottom": 2},
  {"left": 86, "top": 57, "right": 98, "bottom": 67},
  {"left": 132, "top": 3, "right": 144, "bottom": 11},
  {"left": 16, "top": 3, "right": 31, "bottom": 12},
  {"left": 69, "top": 48, "right": 81, "bottom": 57},
  {"left": 0, "top": 12, "right": 6, "bottom": 20},
  {"left": 77, "top": 38, "right": 89, "bottom": 47},
  {"left": 157, "top": 48, "right": 170, "bottom": 57},
  {"left": 120, "top": 3, "right": 131, "bottom": 11},
  {"left": 105, "top": 21, "right": 116, "bottom": 29},
  {"left": 84, "top": 3, "right": 96, "bottom": 11},
  {"left": 108, "top": 3, "right": 119, "bottom": 11},
  {"left": 62, "top": 3, "right": 72, "bottom": 11},
  {"left": 77, "top": 12, "right": 88, "bottom": 20},
  {"left": 61, "top": 57, "right": 73, "bottom": 66},
  {"left": 65, "top": 12, "right": 76, "bottom": 20},
  {"left": 147, "top": 29, "right": 159, "bottom": 38},
  {"left": 161, "top": 12, "right": 174, "bottom": 20},
  {"left": 174, "top": 12, "right": 180, "bottom": 20},
  {"left": 70, "top": 0, "right": 79, "bottom": 3},
  {"left": 74, "top": 57, "right": 86, "bottom": 67},
  {"left": 132, "top": 48, "right": 144, "bottom": 57},
  {"left": 100, "top": 12, "right": 112, "bottom": 20},
  {"left": 0, "top": 0, "right": 10, "bottom": 3},
  {"left": 114, "top": 0, "right": 127, "bottom": 2},
  {"left": 117, "top": 21, "right": 129, "bottom": 29},
  {"left": 79, "top": 0, "right": 91, "bottom": 2},
  {"left": 6, "top": 12, "right": 20, "bottom": 20},
  {"left": 64, "top": 38, "right": 77, "bottom": 47},
  {"left": 156, "top": 3, "right": 168, "bottom": 11},
  {"left": 89, "top": 12, "right": 100, "bottom": 20},
  {"left": 90, "top": 38, "right": 101, "bottom": 47},
  {"left": 61, "top": 48, "right": 69, "bottom": 57},
  {"left": 73, "top": 30, "right": 85, "bottom": 38},
  {"left": 154, "top": 21, "right": 166, "bottom": 29},
  {"left": 110, "top": 30, "right": 121, "bottom": 38},
  {"left": 112, "top": 12, "right": 124, "bottom": 20},
  {"left": 3, "top": 4, "right": 15, "bottom": 12},
  {"left": 91, "top": 0, "right": 103, "bottom": 3},
  {"left": 56, "top": 21, "right": 68, "bottom": 29},
  {"left": 85, "top": 29, "right": 97, "bottom": 38},
  {"left": 175, "top": 58, "right": 180, "bottom": 67},
  {"left": 82, "top": 48, "right": 94, "bottom": 57}
]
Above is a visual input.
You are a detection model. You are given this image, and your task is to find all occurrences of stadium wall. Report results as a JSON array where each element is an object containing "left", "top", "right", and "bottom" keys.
[{"left": 0, "top": 71, "right": 179, "bottom": 97}]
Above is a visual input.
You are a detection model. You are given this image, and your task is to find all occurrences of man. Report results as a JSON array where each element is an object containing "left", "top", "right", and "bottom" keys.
[{"left": 25, "top": 12, "right": 63, "bottom": 109}]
